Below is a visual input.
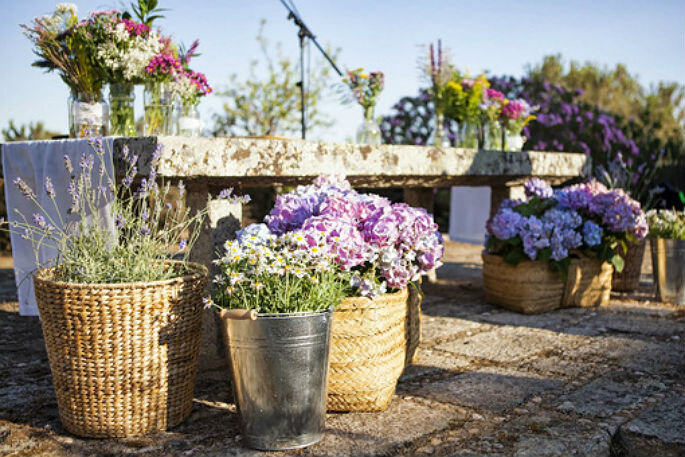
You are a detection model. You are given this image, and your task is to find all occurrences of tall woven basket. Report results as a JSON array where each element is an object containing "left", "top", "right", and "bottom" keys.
[
  {"left": 33, "top": 261, "right": 207, "bottom": 438},
  {"left": 327, "top": 287, "right": 420, "bottom": 412},
  {"left": 563, "top": 256, "right": 613, "bottom": 307},
  {"left": 611, "top": 240, "right": 646, "bottom": 292}
]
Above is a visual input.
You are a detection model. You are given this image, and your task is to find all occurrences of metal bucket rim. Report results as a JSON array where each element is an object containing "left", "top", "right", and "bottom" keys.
[{"left": 254, "top": 307, "right": 335, "bottom": 320}]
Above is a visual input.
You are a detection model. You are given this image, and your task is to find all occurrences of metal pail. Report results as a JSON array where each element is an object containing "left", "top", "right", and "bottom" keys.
[
  {"left": 651, "top": 238, "right": 685, "bottom": 305},
  {"left": 222, "top": 308, "right": 332, "bottom": 450}
]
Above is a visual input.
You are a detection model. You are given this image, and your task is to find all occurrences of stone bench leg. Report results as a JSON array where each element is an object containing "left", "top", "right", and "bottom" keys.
[
  {"left": 489, "top": 184, "right": 525, "bottom": 218},
  {"left": 186, "top": 180, "right": 242, "bottom": 373}
]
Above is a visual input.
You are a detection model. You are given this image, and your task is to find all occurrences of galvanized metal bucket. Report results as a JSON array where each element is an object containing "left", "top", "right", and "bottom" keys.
[
  {"left": 221, "top": 308, "right": 332, "bottom": 451},
  {"left": 651, "top": 238, "right": 685, "bottom": 305}
]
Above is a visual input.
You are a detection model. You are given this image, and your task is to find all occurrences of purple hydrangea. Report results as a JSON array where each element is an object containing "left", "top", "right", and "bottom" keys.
[
  {"left": 517, "top": 215, "right": 550, "bottom": 260},
  {"left": 524, "top": 178, "right": 553, "bottom": 199},
  {"left": 488, "top": 208, "right": 522, "bottom": 240}
]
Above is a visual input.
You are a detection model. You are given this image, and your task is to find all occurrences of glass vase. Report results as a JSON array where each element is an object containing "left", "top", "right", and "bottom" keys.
[
  {"left": 456, "top": 122, "right": 479, "bottom": 149},
  {"left": 356, "top": 106, "right": 381, "bottom": 145},
  {"left": 68, "top": 90, "right": 109, "bottom": 138},
  {"left": 175, "top": 100, "right": 202, "bottom": 137},
  {"left": 484, "top": 122, "right": 502, "bottom": 150},
  {"left": 143, "top": 82, "right": 172, "bottom": 136},
  {"left": 429, "top": 111, "right": 451, "bottom": 147},
  {"left": 109, "top": 82, "right": 136, "bottom": 137},
  {"left": 502, "top": 129, "right": 525, "bottom": 151}
]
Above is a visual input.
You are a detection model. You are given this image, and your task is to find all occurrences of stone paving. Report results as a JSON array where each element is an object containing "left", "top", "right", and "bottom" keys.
[{"left": 1, "top": 242, "right": 684, "bottom": 457}]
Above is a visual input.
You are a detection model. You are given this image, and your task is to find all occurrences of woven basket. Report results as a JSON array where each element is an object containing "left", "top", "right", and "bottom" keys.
[
  {"left": 482, "top": 254, "right": 565, "bottom": 314},
  {"left": 33, "top": 261, "right": 207, "bottom": 438},
  {"left": 563, "top": 256, "right": 613, "bottom": 307},
  {"left": 327, "top": 287, "right": 418, "bottom": 412},
  {"left": 611, "top": 240, "right": 646, "bottom": 292}
]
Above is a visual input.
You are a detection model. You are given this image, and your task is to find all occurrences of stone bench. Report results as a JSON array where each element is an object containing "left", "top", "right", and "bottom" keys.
[{"left": 116, "top": 135, "right": 589, "bottom": 371}]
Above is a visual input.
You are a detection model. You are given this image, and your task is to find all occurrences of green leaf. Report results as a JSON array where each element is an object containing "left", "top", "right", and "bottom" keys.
[
  {"left": 537, "top": 247, "right": 551, "bottom": 263},
  {"left": 611, "top": 254, "right": 625, "bottom": 273},
  {"left": 504, "top": 248, "right": 525, "bottom": 266}
]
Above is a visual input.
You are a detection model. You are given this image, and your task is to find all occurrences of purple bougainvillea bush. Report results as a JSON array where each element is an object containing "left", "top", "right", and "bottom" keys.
[
  {"left": 229, "top": 176, "right": 444, "bottom": 298},
  {"left": 485, "top": 178, "right": 648, "bottom": 275}
]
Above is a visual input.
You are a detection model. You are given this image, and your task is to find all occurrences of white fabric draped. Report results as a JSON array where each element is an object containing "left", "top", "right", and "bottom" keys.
[{"left": 2, "top": 138, "right": 115, "bottom": 316}]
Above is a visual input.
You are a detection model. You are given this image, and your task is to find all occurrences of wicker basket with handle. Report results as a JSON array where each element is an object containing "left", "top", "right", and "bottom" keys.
[
  {"left": 327, "top": 287, "right": 420, "bottom": 412},
  {"left": 33, "top": 261, "right": 207, "bottom": 438}
]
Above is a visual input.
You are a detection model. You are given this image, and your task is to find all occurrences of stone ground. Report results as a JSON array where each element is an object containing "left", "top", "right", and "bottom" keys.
[{"left": 1, "top": 242, "right": 684, "bottom": 457}]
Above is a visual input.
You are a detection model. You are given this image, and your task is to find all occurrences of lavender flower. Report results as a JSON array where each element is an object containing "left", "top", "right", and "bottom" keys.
[
  {"left": 64, "top": 155, "right": 73, "bottom": 174},
  {"left": 115, "top": 214, "right": 126, "bottom": 230},
  {"left": 32, "top": 213, "right": 47, "bottom": 229},
  {"left": 44, "top": 177, "right": 55, "bottom": 198},
  {"left": 140, "top": 226, "right": 150, "bottom": 236},
  {"left": 178, "top": 181, "right": 186, "bottom": 197},
  {"left": 179, "top": 239, "right": 188, "bottom": 250},
  {"left": 13, "top": 177, "right": 35, "bottom": 199}
]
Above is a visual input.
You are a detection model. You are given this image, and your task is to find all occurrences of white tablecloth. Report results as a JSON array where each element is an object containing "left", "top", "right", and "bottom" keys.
[
  {"left": 448, "top": 186, "right": 491, "bottom": 245},
  {"left": 2, "top": 138, "right": 115, "bottom": 316}
]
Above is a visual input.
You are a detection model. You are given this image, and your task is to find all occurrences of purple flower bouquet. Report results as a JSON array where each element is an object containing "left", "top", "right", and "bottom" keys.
[
  {"left": 258, "top": 175, "right": 444, "bottom": 298},
  {"left": 483, "top": 178, "right": 647, "bottom": 312},
  {"left": 486, "top": 178, "right": 647, "bottom": 274}
]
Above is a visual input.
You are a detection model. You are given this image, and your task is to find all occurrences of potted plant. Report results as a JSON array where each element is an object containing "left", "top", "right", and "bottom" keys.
[
  {"left": 262, "top": 175, "right": 444, "bottom": 412},
  {"left": 207, "top": 224, "right": 346, "bottom": 450},
  {"left": 646, "top": 209, "right": 685, "bottom": 304},
  {"left": 483, "top": 178, "right": 648, "bottom": 314},
  {"left": 6, "top": 136, "right": 244, "bottom": 437}
]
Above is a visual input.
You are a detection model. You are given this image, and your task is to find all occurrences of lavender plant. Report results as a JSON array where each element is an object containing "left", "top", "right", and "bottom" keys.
[{"left": 7, "top": 136, "right": 247, "bottom": 284}]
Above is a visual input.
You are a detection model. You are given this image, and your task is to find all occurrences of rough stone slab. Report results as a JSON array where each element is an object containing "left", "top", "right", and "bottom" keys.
[
  {"left": 565, "top": 336, "right": 685, "bottom": 375},
  {"left": 556, "top": 373, "right": 667, "bottom": 418},
  {"left": 421, "top": 297, "right": 493, "bottom": 319},
  {"left": 415, "top": 368, "right": 562, "bottom": 413},
  {"left": 477, "top": 308, "right": 586, "bottom": 331},
  {"left": 567, "top": 311, "right": 685, "bottom": 339},
  {"left": 523, "top": 355, "right": 602, "bottom": 381},
  {"left": 421, "top": 315, "right": 485, "bottom": 345},
  {"left": 114, "top": 137, "right": 588, "bottom": 187},
  {"left": 615, "top": 394, "right": 685, "bottom": 457},
  {"left": 313, "top": 398, "right": 462, "bottom": 457},
  {"left": 399, "top": 348, "right": 471, "bottom": 383},
  {"left": 512, "top": 429, "right": 611, "bottom": 457},
  {"left": 435, "top": 326, "right": 583, "bottom": 363}
]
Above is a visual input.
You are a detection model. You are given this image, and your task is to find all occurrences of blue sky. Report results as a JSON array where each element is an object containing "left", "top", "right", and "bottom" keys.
[{"left": 1, "top": 0, "right": 683, "bottom": 141}]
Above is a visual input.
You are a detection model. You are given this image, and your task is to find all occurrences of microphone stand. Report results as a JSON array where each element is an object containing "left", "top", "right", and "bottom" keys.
[{"left": 279, "top": 0, "right": 343, "bottom": 139}]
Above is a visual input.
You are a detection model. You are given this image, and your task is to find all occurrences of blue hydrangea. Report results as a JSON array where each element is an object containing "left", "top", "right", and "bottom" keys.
[
  {"left": 517, "top": 215, "right": 550, "bottom": 260},
  {"left": 582, "top": 220, "right": 603, "bottom": 246},
  {"left": 488, "top": 208, "right": 522, "bottom": 240}
]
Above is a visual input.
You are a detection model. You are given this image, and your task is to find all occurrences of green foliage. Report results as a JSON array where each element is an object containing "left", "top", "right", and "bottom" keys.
[
  {"left": 122, "top": 0, "right": 167, "bottom": 27},
  {"left": 212, "top": 20, "right": 339, "bottom": 137},
  {"left": 2, "top": 120, "right": 62, "bottom": 142}
]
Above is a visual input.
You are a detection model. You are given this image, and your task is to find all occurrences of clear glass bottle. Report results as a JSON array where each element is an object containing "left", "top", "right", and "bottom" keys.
[
  {"left": 428, "top": 111, "right": 452, "bottom": 147},
  {"left": 68, "top": 90, "right": 109, "bottom": 138},
  {"left": 143, "top": 82, "right": 172, "bottom": 135},
  {"left": 175, "top": 100, "right": 202, "bottom": 137},
  {"left": 356, "top": 106, "right": 381, "bottom": 145},
  {"left": 109, "top": 82, "right": 136, "bottom": 137}
]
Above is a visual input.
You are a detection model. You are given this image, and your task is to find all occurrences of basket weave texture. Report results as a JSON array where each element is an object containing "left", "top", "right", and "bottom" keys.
[
  {"left": 611, "top": 240, "right": 646, "bottom": 292},
  {"left": 33, "top": 261, "right": 207, "bottom": 438},
  {"left": 563, "top": 256, "right": 613, "bottom": 307},
  {"left": 483, "top": 254, "right": 613, "bottom": 314},
  {"left": 482, "top": 254, "right": 564, "bottom": 314},
  {"left": 327, "top": 287, "right": 420, "bottom": 412}
]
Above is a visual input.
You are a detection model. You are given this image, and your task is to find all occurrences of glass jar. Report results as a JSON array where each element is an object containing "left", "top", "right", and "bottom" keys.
[
  {"left": 484, "top": 122, "right": 502, "bottom": 150},
  {"left": 143, "top": 82, "right": 172, "bottom": 135},
  {"left": 503, "top": 130, "right": 525, "bottom": 151},
  {"left": 456, "top": 122, "right": 478, "bottom": 149},
  {"left": 68, "top": 90, "right": 109, "bottom": 138},
  {"left": 109, "top": 82, "right": 136, "bottom": 137},
  {"left": 175, "top": 100, "right": 202, "bottom": 137},
  {"left": 356, "top": 106, "right": 381, "bottom": 145}
]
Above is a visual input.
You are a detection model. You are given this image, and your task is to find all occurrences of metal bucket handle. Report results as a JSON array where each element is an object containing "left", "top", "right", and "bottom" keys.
[{"left": 220, "top": 308, "right": 258, "bottom": 321}]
